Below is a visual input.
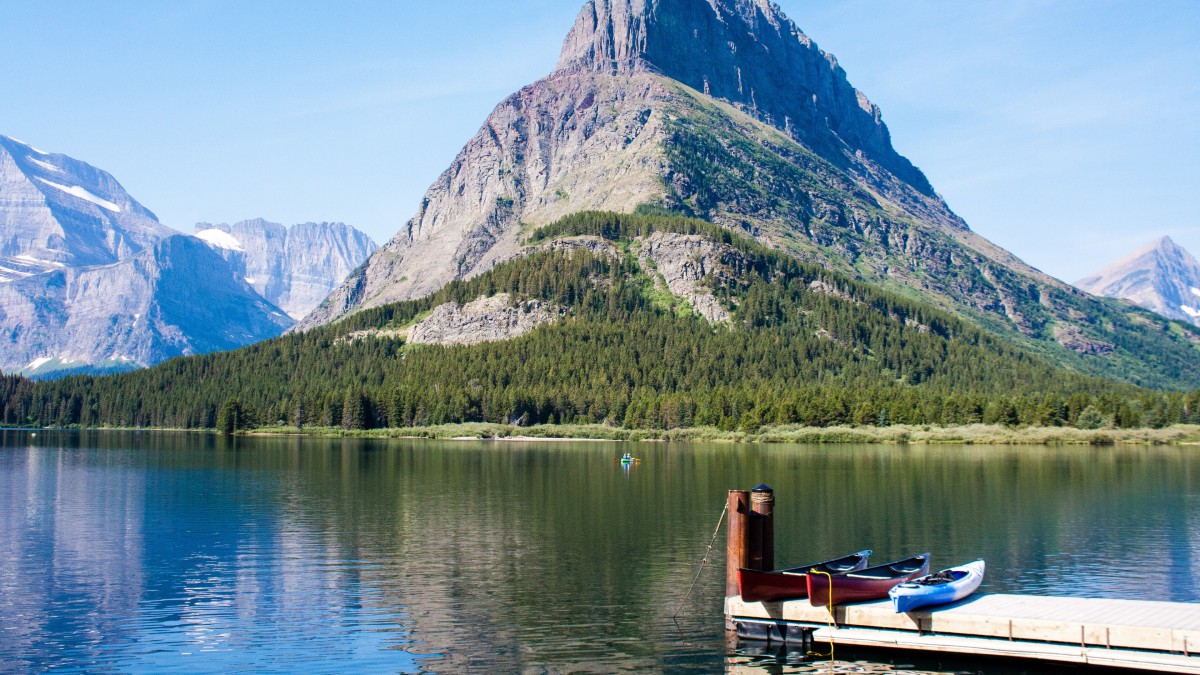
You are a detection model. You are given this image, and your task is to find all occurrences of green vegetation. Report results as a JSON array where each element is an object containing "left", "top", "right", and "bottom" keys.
[
  {"left": 658, "top": 85, "right": 1200, "bottom": 391},
  {"left": 2, "top": 212, "right": 1198, "bottom": 433}
]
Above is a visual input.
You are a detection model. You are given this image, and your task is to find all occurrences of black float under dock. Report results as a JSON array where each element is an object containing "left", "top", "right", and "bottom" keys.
[{"left": 724, "top": 487, "right": 1200, "bottom": 673}]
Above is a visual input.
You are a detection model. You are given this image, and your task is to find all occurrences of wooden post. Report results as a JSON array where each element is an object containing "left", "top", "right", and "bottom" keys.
[
  {"left": 726, "top": 490, "right": 751, "bottom": 599},
  {"left": 751, "top": 484, "right": 775, "bottom": 572}
]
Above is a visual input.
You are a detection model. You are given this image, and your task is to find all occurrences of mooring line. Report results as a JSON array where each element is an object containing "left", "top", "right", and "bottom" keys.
[
  {"left": 807, "top": 568, "right": 836, "bottom": 666},
  {"left": 672, "top": 502, "right": 729, "bottom": 619}
]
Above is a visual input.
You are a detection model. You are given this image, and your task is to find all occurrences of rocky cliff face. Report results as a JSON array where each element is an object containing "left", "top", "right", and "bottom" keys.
[
  {"left": 557, "top": 0, "right": 933, "bottom": 196},
  {"left": 193, "top": 219, "right": 376, "bottom": 319},
  {"left": 1077, "top": 237, "right": 1200, "bottom": 326},
  {"left": 637, "top": 231, "right": 739, "bottom": 322},
  {"left": 0, "top": 135, "right": 172, "bottom": 277},
  {"left": 0, "top": 235, "right": 293, "bottom": 377},
  {"left": 296, "top": 0, "right": 1199, "bottom": 388},
  {"left": 297, "top": 71, "right": 674, "bottom": 328}
]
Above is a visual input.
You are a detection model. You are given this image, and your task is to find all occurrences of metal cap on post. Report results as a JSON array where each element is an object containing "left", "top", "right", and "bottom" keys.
[
  {"left": 725, "top": 490, "right": 751, "bottom": 600},
  {"left": 750, "top": 484, "right": 775, "bottom": 573}
]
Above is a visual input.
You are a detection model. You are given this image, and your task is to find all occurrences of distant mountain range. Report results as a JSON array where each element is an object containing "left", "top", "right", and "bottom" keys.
[
  {"left": 0, "top": 135, "right": 376, "bottom": 378},
  {"left": 194, "top": 219, "right": 376, "bottom": 320},
  {"left": 1077, "top": 236, "right": 1200, "bottom": 327}
]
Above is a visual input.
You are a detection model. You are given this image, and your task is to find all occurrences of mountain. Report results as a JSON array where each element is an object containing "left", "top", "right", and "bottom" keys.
[
  {"left": 298, "top": 0, "right": 1200, "bottom": 390},
  {"left": 0, "top": 137, "right": 310, "bottom": 377},
  {"left": 1077, "top": 237, "right": 1200, "bottom": 326},
  {"left": 0, "top": 235, "right": 293, "bottom": 378},
  {"left": 193, "top": 219, "right": 377, "bottom": 320},
  {"left": 0, "top": 135, "right": 174, "bottom": 277}
]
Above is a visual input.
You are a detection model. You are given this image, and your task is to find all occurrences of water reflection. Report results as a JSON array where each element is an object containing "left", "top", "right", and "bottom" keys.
[
  {"left": 1, "top": 432, "right": 1198, "bottom": 672},
  {"left": 0, "top": 434, "right": 431, "bottom": 673}
]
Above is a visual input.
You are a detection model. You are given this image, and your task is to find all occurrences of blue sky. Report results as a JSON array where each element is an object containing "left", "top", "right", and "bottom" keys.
[{"left": 1, "top": 0, "right": 1197, "bottom": 282}]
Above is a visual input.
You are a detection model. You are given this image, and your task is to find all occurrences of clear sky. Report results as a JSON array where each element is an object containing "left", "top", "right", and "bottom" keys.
[{"left": 1, "top": 0, "right": 1197, "bottom": 283}]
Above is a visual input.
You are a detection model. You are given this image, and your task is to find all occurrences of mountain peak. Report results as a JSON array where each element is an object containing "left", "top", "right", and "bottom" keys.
[
  {"left": 1077, "top": 236, "right": 1200, "bottom": 326},
  {"left": 557, "top": 0, "right": 787, "bottom": 74},
  {"left": 0, "top": 133, "right": 171, "bottom": 271},
  {"left": 556, "top": 0, "right": 932, "bottom": 194},
  {"left": 1119, "top": 235, "right": 1191, "bottom": 267},
  {"left": 1154, "top": 235, "right": 1181, "bottom": 251}
]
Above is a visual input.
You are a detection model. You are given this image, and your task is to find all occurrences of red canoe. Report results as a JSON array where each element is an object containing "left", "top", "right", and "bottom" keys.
[
  {"left": 738, "top": 550, "right": 872, "bottom": 602},
  {"left": 807, "top": 553, "right": 930, "bottom": 607}
]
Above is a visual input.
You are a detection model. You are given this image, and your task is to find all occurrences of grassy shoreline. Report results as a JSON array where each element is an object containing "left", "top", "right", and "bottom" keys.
[
  {"left": 242, "top": 423, "right": 1200, "bottom": 446},
  {"left": 8, "top": 423, "right": 1198, "bottom": 445}
]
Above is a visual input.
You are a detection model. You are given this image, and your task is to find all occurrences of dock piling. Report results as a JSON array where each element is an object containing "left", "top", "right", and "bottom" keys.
[
  {"left": 750, "top": 484, "right": 774, "bottom": 572},
  {"left": 725, "top": 490, "right": 750, "bottom": 600}
]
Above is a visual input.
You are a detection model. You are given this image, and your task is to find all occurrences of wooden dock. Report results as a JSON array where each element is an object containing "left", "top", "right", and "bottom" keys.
[
  {"left": 722, "top": 487, "right": 1200, "bottom": 672},
  {"left": 727, "top": 593, "right": 1200, "bottom": 672}
]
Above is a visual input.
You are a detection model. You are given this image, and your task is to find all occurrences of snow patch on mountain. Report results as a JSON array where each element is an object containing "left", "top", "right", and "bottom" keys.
[
  {"left": 195, "top": 228, "right": 245, "bottom": 251},
  {"left": 15, "top": 254, "right": 64, "bottom": 267},
  {"left": 1192, "top": 287, "right": 1200, "bottom": 298},
  {"left": 33, "top": 177, "right": 122, "bottom": 212},
  {"left": 27, "top": 157, "right": 63, "bottom": 173},
  {"left": 1183, "top": 305, "right": 1200, "bottom": 318}
]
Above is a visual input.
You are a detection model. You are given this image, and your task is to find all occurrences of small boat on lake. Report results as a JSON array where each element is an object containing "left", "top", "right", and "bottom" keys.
[
  {"left": 889, "top": 559, "right": 985, "bottom": 613},
  {"left": 738, "top": 550, "right": 872, "bottom": 602},
  {"left": 619, "top": 453, "right": 637, "bottom": 464},
  {"left": 807, "top": 552, "right": 930, "bottom": 607}
]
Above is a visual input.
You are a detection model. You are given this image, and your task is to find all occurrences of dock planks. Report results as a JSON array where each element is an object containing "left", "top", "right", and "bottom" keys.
[{"left": 727, "top": 593, "right": 1200, "bottom": 672}]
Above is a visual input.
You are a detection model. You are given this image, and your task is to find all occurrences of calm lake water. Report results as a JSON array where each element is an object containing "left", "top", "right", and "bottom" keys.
[{"left": 2, "top": 431, "right": 1199, "bottom": 673}]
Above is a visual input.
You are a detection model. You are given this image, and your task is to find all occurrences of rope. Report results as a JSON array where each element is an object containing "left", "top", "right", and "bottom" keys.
[
  {"left": 806, "top": 568, "right": 836, "bottom": 666},
  {"left": 672, "top": 502, "right": 728, "bottom": 619}
]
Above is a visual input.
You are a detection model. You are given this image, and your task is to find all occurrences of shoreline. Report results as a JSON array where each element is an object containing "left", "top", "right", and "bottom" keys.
[
  {"left": 8, "top": 423, "right": 1200, "bottom": 446},
  {"left": 240, "top": 423, "right": 1200, "bottom": 446}
]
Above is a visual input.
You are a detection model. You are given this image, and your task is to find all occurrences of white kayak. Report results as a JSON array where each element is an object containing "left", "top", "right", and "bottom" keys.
[{"left": 889, "top": 559, "right": 985, "bottom": 613}]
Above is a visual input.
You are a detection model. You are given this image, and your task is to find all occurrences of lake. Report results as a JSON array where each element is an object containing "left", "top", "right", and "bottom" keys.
[{"left": 2, "top": 431, "right": 1198, "bottom": 673}]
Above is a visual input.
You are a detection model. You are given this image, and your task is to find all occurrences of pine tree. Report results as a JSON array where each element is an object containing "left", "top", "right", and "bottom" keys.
[
  {"left": 343, "top": 388, "right": 366, "bottom": 430},
  {"left": 217, "top": 399, "right": 242, "bottom": 435}
]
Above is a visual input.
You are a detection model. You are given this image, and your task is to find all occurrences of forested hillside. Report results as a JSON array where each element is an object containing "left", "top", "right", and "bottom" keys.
[{"left": 2, "top": 213, "right": 1198, "bottom": 432}]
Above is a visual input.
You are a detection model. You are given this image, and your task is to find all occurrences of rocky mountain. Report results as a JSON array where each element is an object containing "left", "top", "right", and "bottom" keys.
[
  {"left": 0, "top": 137, "right": 318, "bottom": 377},
  {"left": 1077, "top": 237, "right": 1200, "bottom": 326},
  {"left": 193, "top": 219, "right": 376, "bottom": 319},
  {"left": 0, "top": 135, "right": 174, "bottom": 277},
  {"left": 300, "top": 0, "right": 1200, "bottom": 390},
  {"left": 0, "top": 235, "right": 293, "bottom": 378}
]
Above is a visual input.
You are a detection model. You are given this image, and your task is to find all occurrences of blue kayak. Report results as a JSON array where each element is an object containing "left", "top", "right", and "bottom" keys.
[{"left": 889, "top": 559, "right": 985, "bottom": 613}]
